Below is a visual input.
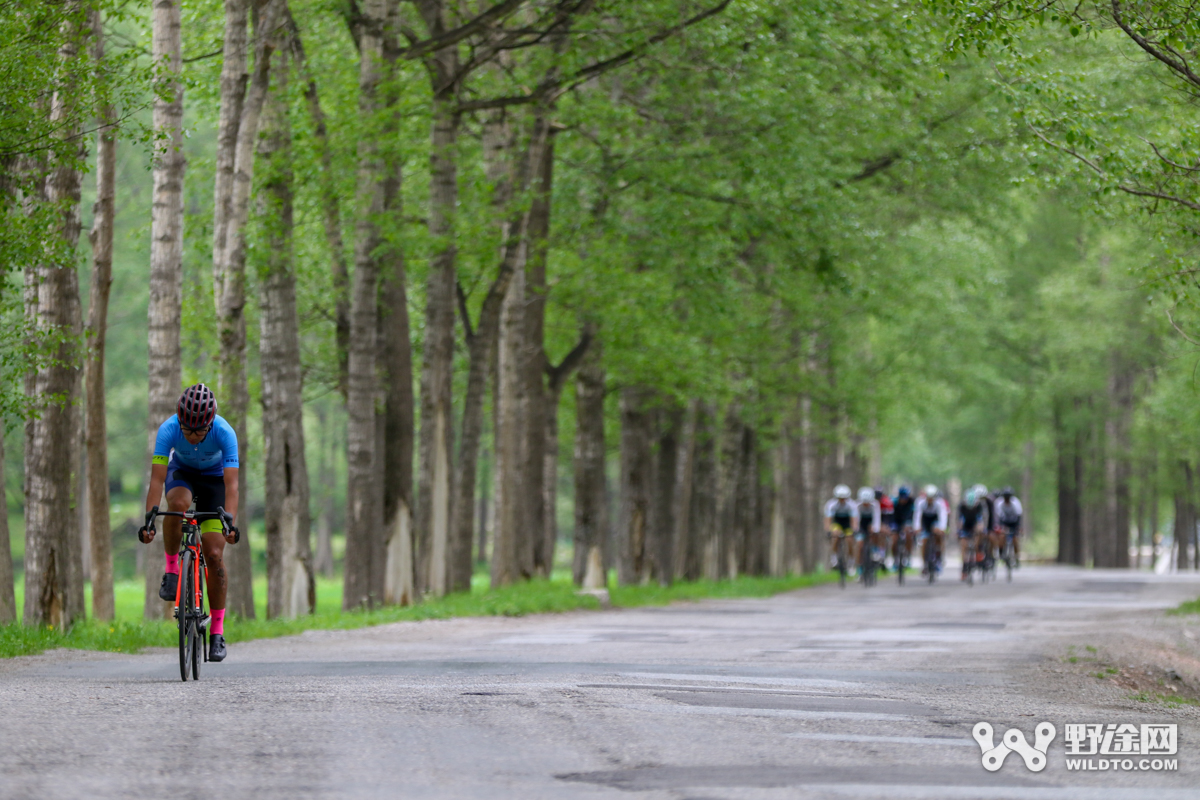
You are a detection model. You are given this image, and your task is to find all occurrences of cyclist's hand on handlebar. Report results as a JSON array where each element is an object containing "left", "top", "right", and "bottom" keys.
[
  {"left": 138, "top": 505, "right": 159, "bottom": 543},
  {"left": 217, "top": 507, "right": 239, "bottom": 544}
]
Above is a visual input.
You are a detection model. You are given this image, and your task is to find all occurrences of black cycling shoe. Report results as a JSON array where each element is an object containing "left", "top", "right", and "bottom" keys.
[
  {"left": 208, "top": 634, "right": 227, "bottom": 662},
  {"left": 158, "top": 572, "right": 178, "bottom": 601}
]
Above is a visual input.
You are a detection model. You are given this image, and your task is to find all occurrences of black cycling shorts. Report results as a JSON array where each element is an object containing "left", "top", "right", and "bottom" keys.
[{"left": 164, "top": 465, "right": 226, "bottom": 513}]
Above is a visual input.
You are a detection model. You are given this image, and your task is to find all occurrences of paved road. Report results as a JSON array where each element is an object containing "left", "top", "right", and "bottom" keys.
[{"left": 3, "top": 566, "right": 1200, "bottom": 799}]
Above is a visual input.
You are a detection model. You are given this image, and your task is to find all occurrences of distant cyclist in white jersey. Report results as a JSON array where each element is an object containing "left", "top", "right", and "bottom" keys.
[{"left": 993, "top": 486, "right": 1024, "bottom": 567}]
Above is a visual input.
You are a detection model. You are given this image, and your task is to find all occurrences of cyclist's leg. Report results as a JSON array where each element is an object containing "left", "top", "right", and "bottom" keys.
[
  {"left": 192, "top": 474, "right": 228, "bottom": 623},
  {"left": 958, "top": 529, "right": 970, "bottom": 573}
]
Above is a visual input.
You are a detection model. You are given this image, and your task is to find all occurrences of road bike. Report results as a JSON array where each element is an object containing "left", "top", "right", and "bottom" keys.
[
  {"left": 894, "top": 528, "right": 910, "bottom": 585},
  {"left": 832, "top": 530, "right": 851, "bottom": 589},
  {"left": 860, "top": 533, "right": 883, "bottom": 588},
  {"left": 920, "top": 532, "right": 940, "bottom": 584},
  {"left": 142, "top": 505, "right": 235, "bottom": 682},
  {"left": 1000, "top": 527, "right": 1018, "bottom": 582}
]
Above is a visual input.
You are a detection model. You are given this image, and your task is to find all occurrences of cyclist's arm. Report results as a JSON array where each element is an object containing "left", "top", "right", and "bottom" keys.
[
  {"left": 223, "top": 467, "right": 239, "bottom": 522},
  {"left": 145, "top": 462, "right": 168, "bottom": 515}
]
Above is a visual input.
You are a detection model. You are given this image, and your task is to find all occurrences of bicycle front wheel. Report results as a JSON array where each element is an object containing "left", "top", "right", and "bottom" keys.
[{"left": 178, "top": 551, "right": 194, "bottom": 682}]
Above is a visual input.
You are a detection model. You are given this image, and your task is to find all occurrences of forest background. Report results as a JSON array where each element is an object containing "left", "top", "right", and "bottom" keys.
[{"left": 4, "top": 0, "right": 1200, "bottom": 627}]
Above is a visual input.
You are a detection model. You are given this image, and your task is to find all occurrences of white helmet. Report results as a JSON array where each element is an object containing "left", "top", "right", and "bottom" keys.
[
  {"left": 834, "top": 484, "right": 852, "bottom": 499},
  {"left": 924, "top": 484, "right": 939, "bottom": 499},
  {"left": 858, "top": 487, "right": 874, "bottom": 503},
  {"left": 972, "top": 483, "right": 988, "bottom": 497}
]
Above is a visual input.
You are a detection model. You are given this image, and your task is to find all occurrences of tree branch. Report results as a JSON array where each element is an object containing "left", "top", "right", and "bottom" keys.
[
  {"left": 397, "top": 0, "right": 527, "bottom": 61},
  {"left": 455, "top": 0, "right": 733, "bottom": 113},
  {"left": 1166, "top": 305, "right": 1200, "bottom": 347},
  {"left": 1111, "top": 0, "right": 1200, "bottom": 90},
  {"left": 456, "top": 280, "right": 475, "bottom": 341},
  {"left": 546, "top": 329, "right": 592, "bottom": 392}
]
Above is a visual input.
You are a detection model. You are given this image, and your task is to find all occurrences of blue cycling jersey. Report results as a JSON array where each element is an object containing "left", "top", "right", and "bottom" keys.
[{"left": 152, "top": 414, "right": 239, "bottom": 475}]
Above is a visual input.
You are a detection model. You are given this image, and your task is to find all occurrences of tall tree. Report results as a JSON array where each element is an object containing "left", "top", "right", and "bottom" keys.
[
  {"left": 257, "top": 49, "right": 315, "bottom": 618},
  {"left": 342, "top": 0, "right": 392, "bottom": 608},
  {"left": 144, "top": 0, "right": 185, "bottom": 620},
  {"left": 84, "top": 8, "right": 116, "bottom": 621},
  {"left": 26, "top": 11, "right": 87, "bottom": 628},
  {"left": 214, "top": 0, "right": 285, "bottom": 616},
  {"left": 572, "top": 327, "right": 606, "bottom": 587}
]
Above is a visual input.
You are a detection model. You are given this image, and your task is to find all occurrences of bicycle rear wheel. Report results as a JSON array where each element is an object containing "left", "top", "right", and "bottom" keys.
[
  {"left": 897, "top": 541, "right": 906, "bottom": 585},
  {"left": 178, "top": 551, "right": 194, "bottom": 682},
  {"left": 837, "top": 536, "right": 847, "bottom": 589}
]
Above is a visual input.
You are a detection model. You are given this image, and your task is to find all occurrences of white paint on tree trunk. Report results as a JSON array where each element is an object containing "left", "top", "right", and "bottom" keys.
[
  {"left": 385, "top": 500, "right": 414, "bottom": 605},
  {"left": 430, "top": 409, "right": 450, "bottom": 596},
  {"left": 582, "top": 546, "right": 605, "bottom": 590}
]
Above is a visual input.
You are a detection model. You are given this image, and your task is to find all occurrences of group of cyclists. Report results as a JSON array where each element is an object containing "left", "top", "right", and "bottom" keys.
[{"left": 824, "top": 482, "right": 1024, "bottom": 583}]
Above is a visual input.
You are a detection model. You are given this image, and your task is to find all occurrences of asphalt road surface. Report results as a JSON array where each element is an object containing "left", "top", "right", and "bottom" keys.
[{"left": 3, "top": 565, "right": 1200, "bottom": 799}]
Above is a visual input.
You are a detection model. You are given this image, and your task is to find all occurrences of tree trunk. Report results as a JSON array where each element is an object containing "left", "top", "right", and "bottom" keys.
[
  {"left": 523, "top": 126, "right": 557, "bottom": 578},
  {"left": 290, "top": 27, "right": 350, "bottom": 398},
  {"left": 215, "top": 0, "right": 284, "bottom": 619},
  {"left": 380, "top": 163, "right": 415, "bottom": 606},
  {"left": 572, "top": 329, "right": 606, "bottom": 587},
  {"left": 257, "top": 52, "right": 314, "bottom": 619},
  {"left": 85, "top": 9, "right": 116, "bottom": 620},
  {"left": 1021, "top": 439, "right": 1034, "bottom": 548},
  {"left": 672, "top": 401, "right": 698, "bottom": 581},
  {"left": 27, "top": 34, "right": 87, "bottom": 625},
  {"left": 451, "top": 109, "right": 525, "bottom": 593},
  {"left": 1178, "top": 461, "right": 1194, "bottom": 571},
  {"left": 206, "top": 0, "right": 247, "bottom": 618},
  {"left": 691, "top": 402, "right": 718, "bottom": 582},
  {"left": 649, "top": 401, "right": 681, "bottom": 585},
  {"left": 313, "top": 402, "right": 335, "bottom": 576},
  {"left": 713, "top": 405, "right": 742, "bottom": 580},
  {"left": 740, "top": 427, "right": 764, "bottom": 576},
  {"left": 414, "top": 45, "right": 460, "bottom": 597},
  {"left": 0, "top": 432, "right": 12, "bottom": 624},
  {"left": 616, "top": 387, "right": 653, "bottom": 585},
  {"left": 342, "top": 0, "right": 389, "bottom": 609},
  {"left": 493, "top": 263, "right": 531, "bottom": 587},
  {"left": 144, "top": 0, "right": 186, "bottom": 619},
  {"left": 1055, "top": 399, "right": 1082, "bottom": 565},
  {"left": 477, "top": 446, "right": 490, "bottom": 565}
]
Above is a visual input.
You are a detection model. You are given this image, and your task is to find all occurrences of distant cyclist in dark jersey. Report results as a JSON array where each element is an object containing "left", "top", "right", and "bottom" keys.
[
  {"left": 137, "top": 384, "right": 240, "bottom": 662},
  {"left": 892, "top": 486, "right": 915, "bottom": 561},
  {"left": 958, "top": 487, "right": 991, "bottom": 581}
]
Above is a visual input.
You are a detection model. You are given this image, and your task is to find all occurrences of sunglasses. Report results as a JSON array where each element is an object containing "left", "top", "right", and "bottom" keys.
[{"left": 182, "top": 425, "right": 211, "bottom": 436}]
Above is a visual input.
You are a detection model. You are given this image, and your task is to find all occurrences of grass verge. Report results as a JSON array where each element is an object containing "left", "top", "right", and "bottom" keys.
[
  {"left": 0, "top": 571, "right": 835, "bottom": 659},
  {"left": 1168, "top": 597, "right": 1200, "bottom": 615}
]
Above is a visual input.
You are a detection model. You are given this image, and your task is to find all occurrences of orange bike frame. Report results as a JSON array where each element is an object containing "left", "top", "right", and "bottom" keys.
[{"left": 172, "top": 516, "right": 206, "bottom": 613}]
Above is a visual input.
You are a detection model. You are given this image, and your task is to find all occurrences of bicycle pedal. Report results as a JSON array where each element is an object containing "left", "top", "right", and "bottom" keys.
[{"left": 199, "top": 615, "right": 210, "bottom": 630}]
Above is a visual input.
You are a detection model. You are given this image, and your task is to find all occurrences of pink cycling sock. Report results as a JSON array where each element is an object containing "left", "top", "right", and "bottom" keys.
[
  {"left": 210, "top": 609, "right": 225, "bottom": 635},
  {"left": 164, "top": 553, "right": 179, "bottom": 575}
]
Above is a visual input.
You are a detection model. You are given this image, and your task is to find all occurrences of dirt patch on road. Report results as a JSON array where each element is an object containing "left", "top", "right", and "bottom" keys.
[{"left": 1032, "top": 612, "right": 1200, "bottom": 716}]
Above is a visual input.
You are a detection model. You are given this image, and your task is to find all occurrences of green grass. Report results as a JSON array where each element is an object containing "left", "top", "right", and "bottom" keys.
[
  {"left": 0, "top": 570, "right": 836, "bottom": 659},
  {"left": 1129, "top": 692, "right": 1200, "bottom": 707},
  {"left": 1168, "top": 597, "right": 1200, "bottom": 615}
]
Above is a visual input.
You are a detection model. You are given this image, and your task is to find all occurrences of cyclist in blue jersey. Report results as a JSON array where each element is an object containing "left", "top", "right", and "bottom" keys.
[{"left": 137, "top": 384, "right": 240, "bottom": 662}]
